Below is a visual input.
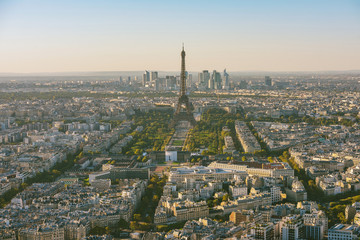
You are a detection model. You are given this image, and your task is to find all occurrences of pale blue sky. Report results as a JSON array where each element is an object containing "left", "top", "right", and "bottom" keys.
[{"left": 0, "top": 0, "right": 359, "bottom": 73}]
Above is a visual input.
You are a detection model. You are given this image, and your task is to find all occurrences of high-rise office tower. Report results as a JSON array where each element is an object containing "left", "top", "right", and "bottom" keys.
[
  {"left": 166, "top": 76, "right": 176, "bottom": 90},
  {"left": 265, "top": 76, "right": 272, "bottom": 87},
  {"left": 187, "top": 72, "right": 192, "bottom": 88},
  {"left": 150, "top": 71, "right": 158, "bottom": 82},
  {"left": 155, "top": 79, "right": 160, "bottom": 91},
  {"left": 142, "top": 70, "right": 150, "bottom": 86},
  {"left": 208, "top": 74, "right": 214, "bottom": 89},
  {"left": 210, "top": 70, "right": 222, "bottom": 90},
  {"left": 198, "top": 70, "right": 210, "bottom": 89},
  {"left": 215, "top": 71, "right": 222, "bottom": 90},
  {"left": 198, "top": 72, "right": 203, "bottom": 85},
  {"left": 223, "top": 69, "right": 229, "bottom": 90}
]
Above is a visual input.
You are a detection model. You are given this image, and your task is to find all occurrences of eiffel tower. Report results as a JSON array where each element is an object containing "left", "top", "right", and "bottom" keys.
[{"left": 170, "top": 45, "right": 196, "bottom": 128}]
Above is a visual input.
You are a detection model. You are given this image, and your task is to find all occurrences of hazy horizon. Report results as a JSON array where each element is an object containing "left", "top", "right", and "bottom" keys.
[
  {"left": 0, "top": 0, "right": 359, "bottom": 73},
  {"left": 1, "top": 69, "right": 360, "bottom": 77}
]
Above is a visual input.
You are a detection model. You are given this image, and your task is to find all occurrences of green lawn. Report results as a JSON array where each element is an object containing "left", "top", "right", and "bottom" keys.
[{"left": 172, "top": 140, "right": 185, "bottom": 146}]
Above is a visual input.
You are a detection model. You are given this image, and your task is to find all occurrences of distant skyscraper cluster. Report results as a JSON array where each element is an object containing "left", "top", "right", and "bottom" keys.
[
  {"left": 141, "top": 68, "right": 229, "bottom": 91},
  {"left": 142, "top": 70, "right": 194, "bottom": 91},
  {"left": 117, "top": 76, "right": 131, "bottom": 86},
  {"left": 198, "top": 69, "right": 230, "bottom": 90}
]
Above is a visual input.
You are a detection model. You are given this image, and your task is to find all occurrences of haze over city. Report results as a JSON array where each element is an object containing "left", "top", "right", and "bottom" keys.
[
  {"left": 3, "top": 1, "right": 360, "bottom": 240},
  {"left": 0, "top": 0, "right": 360, "bottom": 73}
]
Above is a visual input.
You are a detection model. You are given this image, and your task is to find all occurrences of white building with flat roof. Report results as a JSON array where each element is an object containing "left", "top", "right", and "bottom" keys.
[{"left": 168, "top": 166, "right": 247, "bottom": 182}]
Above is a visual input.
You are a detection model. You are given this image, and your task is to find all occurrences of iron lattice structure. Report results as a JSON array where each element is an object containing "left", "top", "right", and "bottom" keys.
[{"left": 170, "top": 46, "right": 196, "bottom": 128}]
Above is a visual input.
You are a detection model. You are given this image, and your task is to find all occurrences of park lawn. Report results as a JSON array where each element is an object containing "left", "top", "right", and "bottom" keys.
[{"left": 172, "top": 140, "right": 185, "bottom": 146}]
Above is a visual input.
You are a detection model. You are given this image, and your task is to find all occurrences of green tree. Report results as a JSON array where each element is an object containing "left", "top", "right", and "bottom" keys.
[
  {"left": 338, "top": 212, "right": 346, "bottom": 223},
  {"left": 130, "top": 221, "right": 139, "bottom": 230},
  {"left": 134, "top": 149, "right": 142, "bottom": 155},
  {"left": 222, "top": 194, "right": 229, "bottom": 202},
  {"left": 89, "top": 226, "right": 108, "bottom": 235},
  {"left": 133, "top": 213, "right": 142, "bottom": 221},
  {"left": 157, "top": 225, "right": 168, "bottom": 232}
]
